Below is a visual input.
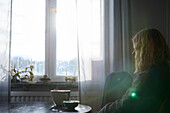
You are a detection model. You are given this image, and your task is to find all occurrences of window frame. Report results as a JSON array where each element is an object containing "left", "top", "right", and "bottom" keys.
[{"left": 45, "top": 0, "right": 57, "bottom": 80}]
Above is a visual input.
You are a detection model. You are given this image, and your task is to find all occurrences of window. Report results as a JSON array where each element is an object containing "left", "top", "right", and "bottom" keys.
[
  {"left": 11, "top": 0, "right": 101, "bottom": 81},
  {"left": 45, "top": 0, "right": 79, "bottom": 80}
]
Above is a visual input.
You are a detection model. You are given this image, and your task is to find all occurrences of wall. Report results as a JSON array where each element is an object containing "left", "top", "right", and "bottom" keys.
[{"left": 129, "top": 0, "right": 170, "bottom": 47}]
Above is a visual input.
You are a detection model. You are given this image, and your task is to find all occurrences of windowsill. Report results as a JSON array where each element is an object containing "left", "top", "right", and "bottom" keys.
[
  {"left": 30, "top": 75, "right": 78, "bottom": 83},
  {"left": 11, "top": 82, "right": 78, "bottom": 91}
]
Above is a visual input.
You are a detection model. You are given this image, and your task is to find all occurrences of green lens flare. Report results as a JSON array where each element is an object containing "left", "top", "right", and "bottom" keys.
[{"left": 131, "top": 92, "right": 136, "bottom": 98}]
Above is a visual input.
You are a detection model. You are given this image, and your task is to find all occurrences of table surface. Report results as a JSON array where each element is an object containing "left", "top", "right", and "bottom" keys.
[{"left": 0, "top": 102, "right": 92, "bottom": 113}]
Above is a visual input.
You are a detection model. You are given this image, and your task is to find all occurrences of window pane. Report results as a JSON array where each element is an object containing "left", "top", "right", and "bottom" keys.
[
  {"left": 11, "top": 0, "right": 45, "bottom": 75},
  {"left": 56, "top": 0, "right": 78, "bottom": 76}
]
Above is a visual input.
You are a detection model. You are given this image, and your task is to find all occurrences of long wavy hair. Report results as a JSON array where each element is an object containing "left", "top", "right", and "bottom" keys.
[{"left": 132, "top": 28, "right": 170, "bottom": 74}]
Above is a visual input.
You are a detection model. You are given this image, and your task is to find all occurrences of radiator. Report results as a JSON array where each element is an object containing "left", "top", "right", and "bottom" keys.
[{"left": 10, "top": 91, "right": 79, "bottom": 103}]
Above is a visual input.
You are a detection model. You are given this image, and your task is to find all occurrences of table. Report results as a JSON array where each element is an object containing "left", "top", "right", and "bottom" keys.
[{"left": 0, "top": 102, "right": 92, "bottom": 113}]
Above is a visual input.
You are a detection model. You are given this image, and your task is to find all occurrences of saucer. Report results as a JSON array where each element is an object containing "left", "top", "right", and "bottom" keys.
[
  {"left": 49, "top": 104, "right": 77, "bottom": 112},
  {"left": 75, "top": 104, "right": 92, "bottom": 113}
]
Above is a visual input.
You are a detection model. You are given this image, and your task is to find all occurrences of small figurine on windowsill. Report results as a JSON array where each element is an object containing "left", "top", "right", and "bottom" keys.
[
  {"left": 65, "top": 76, "right": 76, "bottom": 83},
  {"left": 39, "top": 74, "right": 51, "bottom": 83}
]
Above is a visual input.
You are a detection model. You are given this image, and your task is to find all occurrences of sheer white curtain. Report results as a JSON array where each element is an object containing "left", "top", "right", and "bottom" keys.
[
  {"left": 77, "top": 0, "right": 134, "bottom": 112},
  {"left": 0, "top": 0, "right": 11, "bottom": 103},
  {"left": 77, "top": 0, "right": 105, "bottom": 112}
]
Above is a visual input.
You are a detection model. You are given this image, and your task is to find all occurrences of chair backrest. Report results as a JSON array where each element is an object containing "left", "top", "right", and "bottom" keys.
[{"left": 102, "top": 71, "right": 132, "bottom": 107}]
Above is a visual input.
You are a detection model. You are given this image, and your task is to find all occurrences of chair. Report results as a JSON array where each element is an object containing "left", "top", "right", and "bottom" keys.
[{"left": 101, "top": 71, "right": 133, "bottom": 107}]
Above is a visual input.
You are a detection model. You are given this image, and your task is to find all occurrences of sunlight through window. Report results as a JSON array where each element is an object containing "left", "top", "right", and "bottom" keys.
[{"left": 11, "top": 0, "right": 45, "bottom": 75}]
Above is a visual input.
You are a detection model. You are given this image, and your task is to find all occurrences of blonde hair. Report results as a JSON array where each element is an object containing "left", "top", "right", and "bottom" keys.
[{"left": 132, "top": 28, "right": 170, "bottom": 74}]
